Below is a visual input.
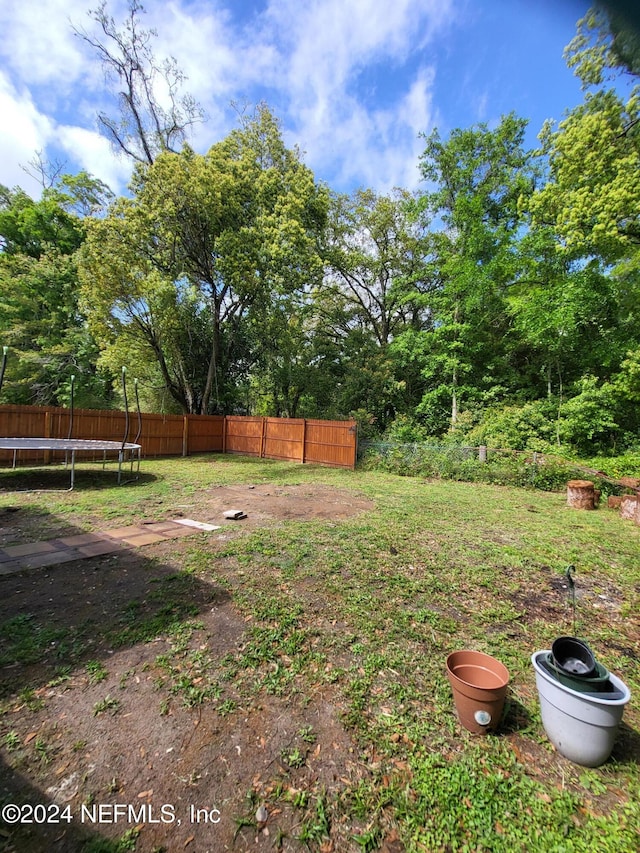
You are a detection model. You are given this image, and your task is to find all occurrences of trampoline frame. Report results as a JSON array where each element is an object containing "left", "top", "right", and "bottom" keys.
[
  {"left": 1, "top": 356, "right": 144, "bottom": 491},
  {"left": 0, "top": 438, "right": 142, "bottom": 490}
]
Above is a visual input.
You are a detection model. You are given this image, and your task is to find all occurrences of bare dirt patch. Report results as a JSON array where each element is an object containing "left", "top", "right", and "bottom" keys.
[
  {"left": 171, "top": 482, "right": 376, "bottom": 529},
  {"left": 0, "top": 484, "right": 376, "bottom": 852}
]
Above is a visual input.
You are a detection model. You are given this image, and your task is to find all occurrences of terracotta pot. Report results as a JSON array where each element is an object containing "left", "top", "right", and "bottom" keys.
[{"left": 446, "top": 650, "right": 510, "bottom": 734}]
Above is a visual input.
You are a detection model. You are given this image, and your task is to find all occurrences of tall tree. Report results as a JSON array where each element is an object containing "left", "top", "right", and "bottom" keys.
[
  {"left": 565, "top": 2, "right": 640, "bottom": 85},
  {"left": 531, "top": 3, "right": 640, "bottom": 262},
  {"left": 78, "top": 107, "right": 327, "bottom": 414},
  {"left": 312, "top": 189, "right": 429, "bottom": 429},
  {"left": 404, "top": 114, "right": 534, "bottom": 431},
  {"left": 530, "top": 91, "right": 640, "bottom": 261},
  {"left": 321, "top": 189, "right": 428, "bottom": 346}
]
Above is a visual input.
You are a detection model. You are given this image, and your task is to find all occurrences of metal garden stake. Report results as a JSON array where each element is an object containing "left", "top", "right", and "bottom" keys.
[{"left": 566, "top": 564, "right": 576, "bottom": 636}]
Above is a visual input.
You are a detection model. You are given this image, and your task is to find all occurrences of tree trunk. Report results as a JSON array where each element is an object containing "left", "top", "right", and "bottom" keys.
[
  {"left": 451, "top": 363, "right": 458, "bottom": 424},
  {"left": 567, "top": 480, "right": 595, "bottom": 510},
  {"left": 201, "top": 306, "right": 221, "bottom": 414}
]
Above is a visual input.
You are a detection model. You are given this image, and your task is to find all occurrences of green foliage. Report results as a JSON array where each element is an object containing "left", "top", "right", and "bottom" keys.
[
  {"left": 458, "top": 400, "right": 559, "bottom": 452},
  {"left": 400, "top": 745, "right": 639, "bottom": 852},
  {"left": 557, "top": 375, "right": 620, "bottom": 453},
  {"left": 530, "top": 87, "right": 640, "bottom": 263},
  {"left": 2, "top": 8, "right": 640, "bottom": 452},
  {"left": 383, "top": 414, "right": 433, "bottom": 444},
  {"left": 0, "top": 182, "right": 114, "bottom": 407},
  {"left": 565, "top": 3, "right": 640, "bottom": 86},
  {"left": 78, "top": 106, "right": 327, "bottom": 414},
  {"left": 360, "top": 440, "right": 590, "bottom": 492},
  {"left": 407, "top": 114, "right": 536, "bottom": 428},
  {"left": 585, "top": 449, "right": 640, "bottom": 476}
]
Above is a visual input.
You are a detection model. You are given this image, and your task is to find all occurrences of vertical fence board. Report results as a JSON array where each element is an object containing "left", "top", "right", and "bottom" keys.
[{"left": 184, "top": 415, "right": 224, "bottom": 454}]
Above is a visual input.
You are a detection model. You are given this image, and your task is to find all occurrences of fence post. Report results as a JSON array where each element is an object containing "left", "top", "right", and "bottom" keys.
[
  {"left": 260, "top": 417, "right": 267, "bottom": 458},
  {"left": 352, "top": 422, "right": 358, "bottom": 469},
  {"left": 479, "top": 445, "right": 487, "bottom": 463},
  {"left": 301, "top": 419, "right": 307, "bottom": 463},
  {"left": 182, "top": 416, "right": 189, "bottom": 457}
]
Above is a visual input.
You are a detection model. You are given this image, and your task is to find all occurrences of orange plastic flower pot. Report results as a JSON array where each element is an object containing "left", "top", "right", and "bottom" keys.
[{"left": 446, "top": 650, "right": 510, "bottom": 734}]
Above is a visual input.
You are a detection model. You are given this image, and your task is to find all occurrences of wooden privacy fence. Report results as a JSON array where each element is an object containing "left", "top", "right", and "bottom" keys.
[
  {"left": 0, "top": 406, "right": 357, "bottom": 470},
  {"left": 224, "top": 416, "right": 357, "bottom": 469}
]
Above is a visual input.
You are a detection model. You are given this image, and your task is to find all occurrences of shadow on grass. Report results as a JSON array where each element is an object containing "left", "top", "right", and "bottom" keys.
[
  {"left": 0, "top": 506, "right": 229, "bottom": 852},
  {"left": 0, "top": 463, "right": 157, "bottom": 493},
  {"left": 501, "top": 696, "right": 536, "bottom": 734},
  {"left": 0, "top": 761, "right": 140, "bottom": 852},
  {"left": 611, "top": 720, "right": 640, "bottom": 765}
]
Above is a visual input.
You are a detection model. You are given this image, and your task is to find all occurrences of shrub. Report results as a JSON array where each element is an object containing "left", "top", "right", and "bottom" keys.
[
  {"left": 359, "top": 442, "right": 603, "bottom": 493},
  {"left": 383, "top": 415, "right": 433, "bottom": 444},
  {"left": 557, "top": 376, "right": 619, "bottom": 454},
  {"left": 462, "top": 400, "right": 558, "bottom": 452}
]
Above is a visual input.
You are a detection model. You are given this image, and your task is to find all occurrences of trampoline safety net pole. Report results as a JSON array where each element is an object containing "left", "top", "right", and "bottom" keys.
[{"left": 0, "top": 346, "right": 8, "bottom": 396}]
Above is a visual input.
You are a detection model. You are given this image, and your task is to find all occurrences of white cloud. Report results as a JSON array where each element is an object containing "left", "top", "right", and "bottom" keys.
[
  {"left": 0, "top": 73, "right": 54, "bottom": 195},
  {"left": 293, "top": 65, "right": 438, "bottom": 194},
  {"left": 56, "top": 125, "right": 133, "bottom": 192},
  {"left": 139, "top": 0, "right": 456, "bottom": 189},
  {"left": 0, "top": 0, "right": 88, "bottom": 89},
  {"left": 256, "top": 0, "right": 451, "bottom": 191}
]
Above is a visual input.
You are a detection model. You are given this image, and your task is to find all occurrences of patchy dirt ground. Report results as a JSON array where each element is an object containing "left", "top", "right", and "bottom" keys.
[
  {"left": 0, "top": 484, "right": 379, "bottom": 852},
  {"left": 182, "top": 482, "right": 376, "bottom": 528},
  {"left": 0, "top": 482, "right": 375, "bottom": 547},
  {"left": 1, "top": 478, "right": 639, "bottom": 852}
]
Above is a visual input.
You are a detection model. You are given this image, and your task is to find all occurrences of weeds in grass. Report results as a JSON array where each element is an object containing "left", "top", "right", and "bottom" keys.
[
  {"left": 93, "top": 696, "right": 120, "bottom": 716},
  {"left": 18, "top": 687, "right": 45, "bottom": 712},
  {"left": 0, "top": 614, "right": 68, "bottom": 666},
  {"left": 83, "top": 826, "right": 140, "bottom": 853},
  {"left": 281, "top": 746, "right": 306, "bottom": 769},
  {"left": 217, "top": 698, "right": 237, "bottom": 716},
  {"left": 33, "top": 736, "right": 51, "bottom": 764},
  {"left": 298, "top": 725, "right": 316, "bottom": 744},
  {"left": 3, "top": 731, "right": 20, "bottom": 751},
  {"left": 297, "top": 791, "right": 330, "bottom": 847},
  {"left": 86, "top": 660, "right": 108, "bottom": 684},
  {"left": 47, "top": 666, "right": 72, "bottom": 687}
]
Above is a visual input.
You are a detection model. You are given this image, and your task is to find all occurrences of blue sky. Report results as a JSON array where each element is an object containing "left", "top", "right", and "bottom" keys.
[{"left": 0, "top": 0, "right": 591, "bottom": 199}]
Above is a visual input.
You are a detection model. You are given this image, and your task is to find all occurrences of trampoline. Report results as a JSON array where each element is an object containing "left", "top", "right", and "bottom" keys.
[
  {"left": 0, "top": 353, "right": 143, "bottom": 491},
  {"left": 0, "top": 438, "right": 142, "bottom": 490}
]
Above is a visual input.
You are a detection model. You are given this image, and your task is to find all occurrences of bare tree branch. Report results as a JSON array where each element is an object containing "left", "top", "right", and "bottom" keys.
[{"left": 72, "top": 0, "right": 206, "bottom": 166}]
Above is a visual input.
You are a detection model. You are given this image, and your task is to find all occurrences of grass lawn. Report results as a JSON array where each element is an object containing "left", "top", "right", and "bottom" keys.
[{"left": 0, "top": 454, "right": 639, "bottom": 852}]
